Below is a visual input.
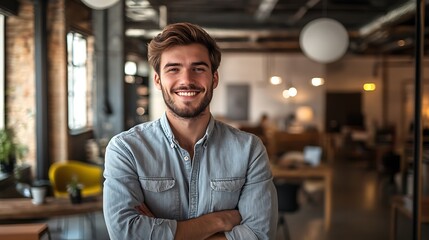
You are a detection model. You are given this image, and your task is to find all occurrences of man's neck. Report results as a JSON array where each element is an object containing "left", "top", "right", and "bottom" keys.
[{"left": 166, "top": 110, "right": 211, "bottom": 157}]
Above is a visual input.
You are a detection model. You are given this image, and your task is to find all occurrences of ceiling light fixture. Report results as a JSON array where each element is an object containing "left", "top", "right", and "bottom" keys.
[
  {"left": 311, "top": 77, "right": 325, "bottom": 86},
  {"left": 299, "top": 0, "right": 349, "bottom": 64},
  {"left": 81, "top": 0, "right": 120, "bottom": 9},
  {"left": 266, "top": 55, "right": 282, "bottom": 85},
  {"left": 283, "top": 82, "right": 297, "bottom": 99},
  {"left": 397, "top": 39, "right": 406, "bottom": 47},
  {"left": 299, "top": 18, "right": 349, "bottom": 63},
  {"left": 124, "top": 61, "right": 137, "bottom": 75},
  {"left": 363, "top": 83, "right": 376, "bottom": 91},
  {"left": 270, "top": 76, "right": 282, "bottom": 85},
  {"left": 288, "top": 86, "right": 298, "bottom": 97}
]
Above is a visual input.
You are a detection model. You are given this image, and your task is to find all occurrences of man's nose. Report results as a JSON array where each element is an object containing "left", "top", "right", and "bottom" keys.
[{"left": 179, "top": 69, "right": 195, "bottom": 84}]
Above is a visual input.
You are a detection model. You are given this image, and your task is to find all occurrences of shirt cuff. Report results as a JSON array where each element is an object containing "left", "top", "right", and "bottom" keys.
[
  {"left": 225, "top": 224, "right": 258, "bottom": 240},
  {"left": 150, "top": 218, "right": 177, "bottom": 240}
]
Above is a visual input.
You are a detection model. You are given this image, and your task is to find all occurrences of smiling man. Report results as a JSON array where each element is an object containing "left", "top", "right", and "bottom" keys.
[{"left": 103, "top": 22, "right": 278, "bottom": 240}]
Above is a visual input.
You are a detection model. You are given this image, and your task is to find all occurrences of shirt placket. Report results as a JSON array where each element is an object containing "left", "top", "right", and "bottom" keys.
[
  {"left": 173, "top": 138, "right": 199, "bottom": 218},
  {"left": 188, "top": 143, "right": 202, "bottom": 218}
]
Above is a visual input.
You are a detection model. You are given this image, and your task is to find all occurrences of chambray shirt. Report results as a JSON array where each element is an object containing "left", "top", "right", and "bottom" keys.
[{"left": 103, "top": 113, "right": 278, "bottom": 240}]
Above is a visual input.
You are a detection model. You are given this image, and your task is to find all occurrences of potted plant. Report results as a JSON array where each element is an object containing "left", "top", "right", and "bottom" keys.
[
  {"left": 67, "top": 175, "right": 84, "bottom": 204},
  {"left": 0, "top": 128, "right": 27, "bottom": 174}
]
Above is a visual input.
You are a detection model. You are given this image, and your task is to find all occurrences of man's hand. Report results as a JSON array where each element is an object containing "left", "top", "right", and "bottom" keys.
[
  {"left": 214, "top": 209, "right": 241, "bottom": 232},
  {"left": 175, "top": 209, "right": 241, "bottom": 240}
]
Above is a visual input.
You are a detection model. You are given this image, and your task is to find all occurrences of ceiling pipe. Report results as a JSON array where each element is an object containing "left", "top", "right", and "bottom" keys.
[
  {"left": 358, "top": 0, "right": 416, "bottom": 38},
  {"left": 286, "top": 0, "right": 321, "bottom": 25},
  {"left": 255, "top": 0, "right": 278, "bottom": 22}
]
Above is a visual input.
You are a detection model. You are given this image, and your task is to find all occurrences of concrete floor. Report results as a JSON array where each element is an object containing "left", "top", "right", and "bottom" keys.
[{"left": 281, "top": 158, "right": 395, "bottom": 240}]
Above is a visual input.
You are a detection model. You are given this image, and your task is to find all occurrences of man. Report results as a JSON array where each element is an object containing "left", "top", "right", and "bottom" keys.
[{"left": 103, "top": 22, "right": 278, "bottom": 240}]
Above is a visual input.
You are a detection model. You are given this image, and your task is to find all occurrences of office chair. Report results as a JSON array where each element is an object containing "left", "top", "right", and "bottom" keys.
[
  {"left": 275, "top": 181, "right": 301, "bottom": 240},
  {"left": 49, "top": 160, "right": 103, "bottom": 198}
]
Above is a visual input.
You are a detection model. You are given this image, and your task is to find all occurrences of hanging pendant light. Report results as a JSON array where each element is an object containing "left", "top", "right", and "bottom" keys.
[
  {"left": 282, "top": 82, "right": 297, "bottom": 99},
  {"left": 270, "top": 76, "right": 282, "bottom": 85},
  {"left": 311, "top": 77, "right": 325, "bottom": 86},
  {"left": 299, "top": 18, "right": 349, "bottom": 64},
  {"left": 267, "top": 55, "right": 282, "bottom": 85},
  {"left": 81, "top": 0, "right": 120, "bottom": 10},
  {"left": 288, "top": 86, "right": 297, "bottom": 97}
]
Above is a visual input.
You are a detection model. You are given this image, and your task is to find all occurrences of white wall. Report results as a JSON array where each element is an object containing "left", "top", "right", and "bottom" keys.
[{"left": 212, "top": 52, "right": 325, "bottom": 130}]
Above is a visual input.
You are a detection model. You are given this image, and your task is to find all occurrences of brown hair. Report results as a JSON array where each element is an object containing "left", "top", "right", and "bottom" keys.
[{"left": 147, "top": 22, "right": 221, "bottom": 75}]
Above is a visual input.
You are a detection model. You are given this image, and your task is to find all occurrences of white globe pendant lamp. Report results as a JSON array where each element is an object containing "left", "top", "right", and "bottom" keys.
[
  {"left": 81, "top": 0, "right": 120, "bottom": 10},
  {"left": 299, "top": 18, "right": 349, "bottom": 64}
]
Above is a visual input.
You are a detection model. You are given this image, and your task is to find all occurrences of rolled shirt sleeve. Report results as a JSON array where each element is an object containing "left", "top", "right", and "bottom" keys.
[{"left": 225, "top": 138, "right": 278, "bottom": 240}]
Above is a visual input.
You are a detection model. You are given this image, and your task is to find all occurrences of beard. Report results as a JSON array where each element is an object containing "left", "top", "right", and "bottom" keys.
[{"left": 160, "top": 80, "right": 214, "bottom": 119}]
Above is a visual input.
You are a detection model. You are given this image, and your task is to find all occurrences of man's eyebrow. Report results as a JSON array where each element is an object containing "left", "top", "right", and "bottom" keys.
[
  {"left": 163, "top": 63, "right": 182, "bottom": 69},
  {"left": 191, "top": 61, "right": 209, "bottom": 67}
]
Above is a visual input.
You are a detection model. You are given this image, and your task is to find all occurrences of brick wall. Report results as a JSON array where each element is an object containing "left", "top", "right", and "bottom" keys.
[
  {"left": 6, "top": 0, "right": 37, "bottom": 170},
  {"left": 5, "top": 0, "right": 79, "bottom": 175}
]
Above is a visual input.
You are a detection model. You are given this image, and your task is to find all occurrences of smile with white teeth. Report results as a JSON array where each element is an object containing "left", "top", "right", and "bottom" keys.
[{"left": 177, "top": 92, "right": 197, "bottom": 96}]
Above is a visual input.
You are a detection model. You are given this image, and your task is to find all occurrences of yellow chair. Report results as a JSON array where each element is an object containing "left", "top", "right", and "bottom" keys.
[{"left": 49, "top": 160, "right": 103, "bottom": 198}]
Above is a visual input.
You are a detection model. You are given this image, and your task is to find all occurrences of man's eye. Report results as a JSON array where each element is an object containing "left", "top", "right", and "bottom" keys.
[
  {"left": 167, "top": 68, "right": 179, "bottom": 73},
  {"left": 194, "top": 67, "right": 206, "bottom": 72}
]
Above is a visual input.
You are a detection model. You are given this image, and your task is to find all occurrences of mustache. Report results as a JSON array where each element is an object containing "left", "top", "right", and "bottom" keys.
[{"left": 172, "top": 84, "right": 203, "bottom": 92}]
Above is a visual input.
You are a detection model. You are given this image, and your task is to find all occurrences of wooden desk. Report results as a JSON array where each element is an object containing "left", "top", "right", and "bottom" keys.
[
  {"left": 271, "top": 164, "right": 333, "bottom": 230},
  {"left": 390, "top": 196, "right": 429, "bottom": 240},
  {"left": 0, "top": 196, "right": 102, "bottom": 220},
  {"left": 0, "top": 223, "right": 50, "bottom": 240}
]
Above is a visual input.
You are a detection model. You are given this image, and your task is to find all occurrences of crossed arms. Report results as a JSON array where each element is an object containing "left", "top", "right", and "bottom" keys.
[{"left": 135, "top": 203, "right": 241, "bottom": 240}]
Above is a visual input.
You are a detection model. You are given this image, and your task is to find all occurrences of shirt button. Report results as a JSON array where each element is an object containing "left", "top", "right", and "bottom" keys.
[
  {"left": 184, "top": 156, "right": 189, "bottom": 161},
  {"left": 170, "top": 143, "right": 175, "bottom": 148}
]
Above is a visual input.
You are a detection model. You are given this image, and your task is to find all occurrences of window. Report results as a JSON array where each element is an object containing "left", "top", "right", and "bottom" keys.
[
  {"left": 0, "top": 14, "right": 4, "bottom": 129},
  {"left": 67, "top": 31, "right": 92, "bottom": 132}
]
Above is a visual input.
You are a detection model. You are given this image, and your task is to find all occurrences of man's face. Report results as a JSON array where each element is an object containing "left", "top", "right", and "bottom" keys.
[{"left": 154, "top": 43, "right": 219, "bottom": 119}]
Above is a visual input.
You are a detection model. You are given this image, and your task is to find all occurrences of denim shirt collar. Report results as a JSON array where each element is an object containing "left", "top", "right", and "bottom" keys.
[{"left": 160, "top": 112, "right": 215, "bottom": 147}]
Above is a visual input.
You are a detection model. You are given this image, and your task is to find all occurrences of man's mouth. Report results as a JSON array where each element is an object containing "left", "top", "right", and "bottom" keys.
[{"left": 176, "top": 91, "right": 198, "bottom": 97}]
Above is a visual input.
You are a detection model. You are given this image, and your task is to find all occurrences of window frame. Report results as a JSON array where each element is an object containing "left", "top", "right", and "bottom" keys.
[{"left": 66, "top": 30, "right": 93, "bottom": 134}]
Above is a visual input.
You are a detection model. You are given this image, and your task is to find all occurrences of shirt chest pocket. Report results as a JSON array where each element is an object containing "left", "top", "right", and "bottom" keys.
[
  {"left": 140, "top": 178, "right": 180, "bottom": 219},
  {"left": 210, "top": 178, "right": 245, "bottom": 212}
]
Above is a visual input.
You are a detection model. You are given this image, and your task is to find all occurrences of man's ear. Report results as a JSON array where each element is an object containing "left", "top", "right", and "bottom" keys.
[
  {"left": 212, "top": 71, "right": 219, "bottom": 89},
  {"left": 154, "top": 72, "right": 162, "bottom": 90}
]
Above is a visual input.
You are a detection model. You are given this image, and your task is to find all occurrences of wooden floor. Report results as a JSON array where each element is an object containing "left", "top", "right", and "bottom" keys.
[{"left": 37, "top": 157, "right": 397, "bottom": 240}]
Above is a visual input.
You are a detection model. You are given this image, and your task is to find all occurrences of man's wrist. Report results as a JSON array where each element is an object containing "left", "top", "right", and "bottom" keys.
[
  {"left": 206, "top": 232, "right": 227, "bottom": 240},
  {"left": 211, "top": 210, "right": 240, "bottom": 232}
]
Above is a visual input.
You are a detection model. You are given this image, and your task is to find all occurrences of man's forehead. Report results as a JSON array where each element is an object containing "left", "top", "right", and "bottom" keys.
[{"left": 160, "top": 44, "right": 211, "bottom": 65}]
